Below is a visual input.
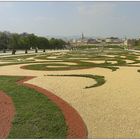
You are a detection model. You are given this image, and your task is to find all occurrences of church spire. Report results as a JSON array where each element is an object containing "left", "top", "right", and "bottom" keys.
[{"left": 82, "top": 32, "right": 84, "bottom": 40}]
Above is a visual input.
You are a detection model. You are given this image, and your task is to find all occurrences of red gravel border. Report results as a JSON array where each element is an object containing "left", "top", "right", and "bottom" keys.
[
  {"left": 18, "top": 76, "right": 88, "bottom": 139},
  {"left": 0, "top": 91, "right": 15, "bottom": 139}
]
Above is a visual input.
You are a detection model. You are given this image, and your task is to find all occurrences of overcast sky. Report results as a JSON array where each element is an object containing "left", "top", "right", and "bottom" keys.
[{"left": 0, "top": 2, "right": 140, "bottom": 38}]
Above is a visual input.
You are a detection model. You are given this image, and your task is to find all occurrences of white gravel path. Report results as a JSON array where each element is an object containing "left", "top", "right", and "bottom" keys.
[
  {"left": 82, "top": 60, "right": 117, "bottom": 64},
  {"left": 43, "top": 60, "right": 63, "bottom": 62},
  {"left": 107, "top": 60, "right": 117, "bottom": 64},
  {"left": 0, "top": 61, "right": 14, "bottom": 64},
  {"left": 68, "top": 58, "right": 89, "bottom": 60},
  {"left": 125, "top": 60, "right": 135, "bottom": 63},
  {"left": 46, "top": 66, "right": 69, "bottom": 68},
  {"left": 103, "top": 55, "right": 116, "bottom": 58},
  {"left": 0, "top": 64, "right": 140, "bottom": 138},
  {"left": 47, "top": 62, "right": 77, "bottom": 65},
  {"left": 82, "top": 60, "right": 105, "bottom": 64},
  {"left": 47, "top": 56, "right": 57, "bottom": 59},
  {"left": 136, "top": 56, "right": 140, "bottom": 60}
]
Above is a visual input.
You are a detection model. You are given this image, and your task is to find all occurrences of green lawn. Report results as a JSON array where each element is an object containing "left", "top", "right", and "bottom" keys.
[
  {"left": 13, "top": 47, "right": 139, "bottom": 71},
  {"left": 48, "top": 74, "right": 106, "bottom": 89},
  {"left": 21, "top": 60, "right": 120, "bottom": 71},
  {"left": 0, "top": 47, "right": 139, "bottom": 72},
  {"left": 0, "top": 76, "right": 67, "bottom": 138}
]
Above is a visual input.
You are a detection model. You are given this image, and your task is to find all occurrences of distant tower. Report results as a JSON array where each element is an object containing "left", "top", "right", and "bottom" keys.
[{"left": 81, "top": 33, "right": 84, "bottom": 40}]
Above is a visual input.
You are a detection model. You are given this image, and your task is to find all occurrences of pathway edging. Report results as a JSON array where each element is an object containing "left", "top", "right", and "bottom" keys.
[
  {"left": 0, "top": 91, "right": 15, "bottom": 139},
  {"left": 18, "top": 76, "right": 88, "bottom": 139}
]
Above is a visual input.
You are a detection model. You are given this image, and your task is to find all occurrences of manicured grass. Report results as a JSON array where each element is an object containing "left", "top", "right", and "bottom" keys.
[
  {"left": 0, "top": 47, "right": 139, "bottom": 71},
  {"left": 22, "top": 63, "right": 118, "bottom": 71},
  {"left": 21, "top": 60, "right": 120, "bottom": 71},
  {"left": 0, "top": 54, "right": 36, "bottom": 61},
  {"left": 47, "top": 74, "right": 106, "bottom": 89},
  {"left": 0, "top": 76, "right": 67, "bottom": 138}
]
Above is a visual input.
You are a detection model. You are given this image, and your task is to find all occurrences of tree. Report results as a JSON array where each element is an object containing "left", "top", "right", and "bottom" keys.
[
  {"left": 19, "top": 36, "right": 30, "bottom": 54},
  {"left": 37, "top": 37, "right": 49, "bottom": 52},
  {"left": 49, "top": 38, "right": 56, "bottom": 50},
  {"left": 0, "top": 32, "right": 9, "bottom": 53},
  {"left": 28, "top": 34, "right": 38, "bottom": 53},
  {"left": 138, "top": 39, "right": 140, "bottom": 47},
  {"left": 9, "top": 33, "right": 20, "bottom": 55},
  {"left": 57, "top": 39, "right": 66, "bottom": 49},
  {"left": 0, "top": 31, "right": 66, "bottom": 54},
  {"left": 49, "top": 38, "right": 66, "bottom": 50}
]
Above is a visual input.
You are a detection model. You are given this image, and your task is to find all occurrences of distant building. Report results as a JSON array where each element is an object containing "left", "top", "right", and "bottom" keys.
[
  {"left": 81, "top": 33, "right": 84, "bottom": 40},
  {"left": 124, "top": 39, "right": 136, "bottom": 47},
  {"left": 71, "top": 33, "right": 88, "bottom": 46},
  {"left": 87, "top": 38, "right": 99, "bottom": 44},
  {"left": 69, "top": 34, "right": 125, "bottom": 47},
  {"left": 96, "top": 38, "right": 105, "bottom": 43},
  {"left": 105, "top": 37, "right": 123, "bottom": 44}
]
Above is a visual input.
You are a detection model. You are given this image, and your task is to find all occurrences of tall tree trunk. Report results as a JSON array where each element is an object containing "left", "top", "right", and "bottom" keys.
[
  {"left": 12, "top": 49, "right": 16, "bottom": 55},
  {"left": 25, "top": 49, "right": 28, "bottom": 54},
  {"left": 35, "top": 48, "right": 38, "bottom": 53},
  {"left": 3, "top": 48, "right": 6, "bottom": 53}
]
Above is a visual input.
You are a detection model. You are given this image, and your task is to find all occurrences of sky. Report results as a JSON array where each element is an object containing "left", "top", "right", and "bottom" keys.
[{"left": 0, "top": 1, "right": 140, "bottom": 38}]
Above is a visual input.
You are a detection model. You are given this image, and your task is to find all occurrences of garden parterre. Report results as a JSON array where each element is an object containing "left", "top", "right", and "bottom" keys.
[{"left": 0, "top": 46, "right": 140, "bottom": 138}]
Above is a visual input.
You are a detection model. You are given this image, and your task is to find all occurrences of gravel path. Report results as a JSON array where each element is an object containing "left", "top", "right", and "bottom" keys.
[
  {"left": 0, "top": 64, "right": 140, "bottom": 138},
  {"left": 0, "top": 91, "right": 15, "bottom": 138}
]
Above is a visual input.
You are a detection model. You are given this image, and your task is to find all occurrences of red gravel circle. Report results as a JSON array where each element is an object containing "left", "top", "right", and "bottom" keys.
[
  {"left": 0, "top": 91, "right": 15, "bottom": 139},
  {"left": 18, "top": 76, "right": 88, "bottom": 139}
]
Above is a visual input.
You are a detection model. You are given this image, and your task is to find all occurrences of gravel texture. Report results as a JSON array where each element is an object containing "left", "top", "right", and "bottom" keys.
[{"left": 0, "top": 64, "right": 140, "bottom": 138}]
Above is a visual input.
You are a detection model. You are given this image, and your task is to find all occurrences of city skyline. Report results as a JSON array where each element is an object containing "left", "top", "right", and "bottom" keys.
[{"left": 0, "top": 2, "right": 140, "bottom": 38}]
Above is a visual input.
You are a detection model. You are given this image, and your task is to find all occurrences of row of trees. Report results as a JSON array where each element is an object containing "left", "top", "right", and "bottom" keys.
[
  {"left": 134, "top": 39, "right": 140, "bottom": 47},
  {"left": 0, "top": 31, "right": 67, "bottom": 54}
]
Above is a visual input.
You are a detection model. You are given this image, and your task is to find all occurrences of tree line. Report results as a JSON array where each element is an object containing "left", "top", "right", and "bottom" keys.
[
  {"left": 0, "top": 31, "right": 67, "bottom": 54},
  {"left": 133, "top": 39, "right": 140, "bottom": 47}
]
